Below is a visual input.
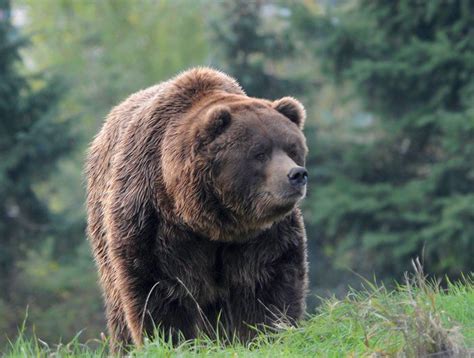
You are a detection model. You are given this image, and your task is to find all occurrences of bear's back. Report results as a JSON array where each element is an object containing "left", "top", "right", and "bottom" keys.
[
  {"left": 85, "top": 68, "right": 245, "bottom": 248},
  {"left": 85, "top": 82, "right": 165, "bottom": 205},
  {"left": 86, "top": 68, "right": 244, "bottom": 196}
]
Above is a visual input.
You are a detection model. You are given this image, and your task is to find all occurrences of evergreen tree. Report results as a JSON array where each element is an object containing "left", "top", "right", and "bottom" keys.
[
  {"left": 295, "top": 1, "right": 474, "bottom": 278},
  {"left": 212, "top": 0, "right": 304, "bottom": 98},
  {"left": 0, "top": 0, "right": 73, "bottom": 300}
]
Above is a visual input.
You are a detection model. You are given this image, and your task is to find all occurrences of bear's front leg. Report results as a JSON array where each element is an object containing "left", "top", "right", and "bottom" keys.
[
  {"left": 128, "top": 279, "right": 200, "bottom": 343},
  {"left": 225, "top": 213, "right": 308, "bottom": 341},
  {"left": 104, "top": 139, "right": 202, "bottom": 344},
  {"left": 108, "top": 232, "right": 201, "bottom": 345},
  {"left": 229, "top": 259, "right": 307, "bottom": 341}
]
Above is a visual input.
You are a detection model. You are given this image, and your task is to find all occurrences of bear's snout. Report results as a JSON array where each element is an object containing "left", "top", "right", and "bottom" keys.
[{"left": 287, "top": 167, "right": 308, "bottom": 188}]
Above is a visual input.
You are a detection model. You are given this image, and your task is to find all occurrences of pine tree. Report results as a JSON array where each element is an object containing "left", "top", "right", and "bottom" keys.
[
  {"left": 0, "top": 0, "right": 73, "bottom": 300},
  {"left": 295, "top": 1, "right": 474, "bottom": 278}
]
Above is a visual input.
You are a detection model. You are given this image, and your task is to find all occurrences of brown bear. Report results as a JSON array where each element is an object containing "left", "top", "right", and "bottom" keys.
[{"left": 85, "top": 68, "right": 308, "bottom": 351}]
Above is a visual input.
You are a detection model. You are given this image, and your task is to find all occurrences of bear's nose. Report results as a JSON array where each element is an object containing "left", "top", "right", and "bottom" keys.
[{"left": 288, "top": 167, "right": 308, "bottom": 187}]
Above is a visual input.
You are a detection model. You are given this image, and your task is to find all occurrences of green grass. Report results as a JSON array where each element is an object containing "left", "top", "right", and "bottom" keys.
[{"left": 5, "top": 266, "right": 474, "bottom": 357}]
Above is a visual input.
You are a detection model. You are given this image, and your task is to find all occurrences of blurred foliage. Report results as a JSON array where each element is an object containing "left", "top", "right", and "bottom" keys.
[
  {"left": 294, "top": 0, "right": 474, "bottom": 279},
  {"left": 21, "top": 0, "right": 210, "bottom": 123},
  {"left": 0, "top": 0, "right": 74, "bottom": 340},
  {"left": 1, "top": 0, "right": 473, "bottom": 347},
  {"left": 12, "top": 241, "right": 104, "bottom": 343},
  {"left": 210, "top": 0, "right": 307, "bottom": 98}
]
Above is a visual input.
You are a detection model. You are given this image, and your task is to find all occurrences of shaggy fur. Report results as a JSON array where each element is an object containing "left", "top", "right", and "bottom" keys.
[{"left": 85, "top": 68, "right": 309, "bottom": 351}]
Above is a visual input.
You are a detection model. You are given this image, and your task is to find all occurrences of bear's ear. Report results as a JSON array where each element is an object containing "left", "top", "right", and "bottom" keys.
[
  {"left": 272, "top": 97, "right": 306, "bottom": 129},
  {"left": 197, "top": 105, "right": 232, "bottom": 148}
]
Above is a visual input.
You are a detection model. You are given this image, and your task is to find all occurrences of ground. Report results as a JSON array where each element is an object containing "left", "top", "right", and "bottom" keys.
[{"left": 6, "top": 272, "right": 474, "bottom": 357}]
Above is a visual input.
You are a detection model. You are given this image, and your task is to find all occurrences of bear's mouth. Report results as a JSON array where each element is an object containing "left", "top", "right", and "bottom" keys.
[
  {"left": 280, "top": 186, "right": 306, "bottom": 201},
  {"left": 248, "top": 188, "right": 305, "bottom": 225},
  {"left": 261, "top": 189, "right": 305, "bottom": 219}
]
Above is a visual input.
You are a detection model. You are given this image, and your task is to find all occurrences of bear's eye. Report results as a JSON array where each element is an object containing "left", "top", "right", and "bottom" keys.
[
  {"left": 287, "top": 144, "right": 303, "bottom": 164},
  {"left": 287, "top": 145, "right": 298, "bottom": 158},
  {"left": 254, "top": 152, "right": 267, "bottom": 162}
]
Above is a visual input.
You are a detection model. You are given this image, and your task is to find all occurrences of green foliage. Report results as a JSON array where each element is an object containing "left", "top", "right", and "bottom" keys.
[
  {"left": 211, "top": 1, "right": 306, "bottom": 98},
  {"left": 21, "top": 0, "right": 210, "bottom": 124},
  {"left": 5, "top": 273, "right": 474, "bottom": 356},
  {"left": 295, "top": 0, "right": 474, "bottom": 279},
  {"left": 11, "top": 242, "right": 104, "bottom": 344},
  {"left": 0, "top": 0, "right": 73, "bottom": 303}
]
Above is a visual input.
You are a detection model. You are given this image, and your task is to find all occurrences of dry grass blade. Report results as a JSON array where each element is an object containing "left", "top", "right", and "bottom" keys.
[{"left": 395, "top": 258, "right": 466, "bottom": 357}]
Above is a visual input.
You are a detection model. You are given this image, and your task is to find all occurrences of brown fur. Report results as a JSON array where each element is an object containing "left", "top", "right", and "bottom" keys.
[{"left": 85, "top": 68, "right": 309, "bottom": 351}]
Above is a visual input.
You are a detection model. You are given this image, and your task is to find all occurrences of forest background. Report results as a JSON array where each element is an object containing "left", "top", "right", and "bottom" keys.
[{"left": 1, "top": 0, "right": 473, "bottom": 345}]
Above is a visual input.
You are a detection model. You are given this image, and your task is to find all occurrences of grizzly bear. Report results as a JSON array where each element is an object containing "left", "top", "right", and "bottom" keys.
[{"left": 85, "top": 68, "right": 308, "bottom": 351}]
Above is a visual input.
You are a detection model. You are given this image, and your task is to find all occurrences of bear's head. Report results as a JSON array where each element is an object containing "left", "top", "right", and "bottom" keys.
[{"left": 162, "top": 93, "right": 308, "bottom": 241}]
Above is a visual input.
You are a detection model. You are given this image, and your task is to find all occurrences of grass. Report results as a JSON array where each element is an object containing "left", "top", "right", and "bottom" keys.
[{"left": 5, "top": 262, "right": 474, "bottom": 357}]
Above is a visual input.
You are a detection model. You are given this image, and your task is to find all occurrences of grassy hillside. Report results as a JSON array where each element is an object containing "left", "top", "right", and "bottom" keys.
[{"left": 5, "top": 267, "right": 473, "bottom": 357}]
